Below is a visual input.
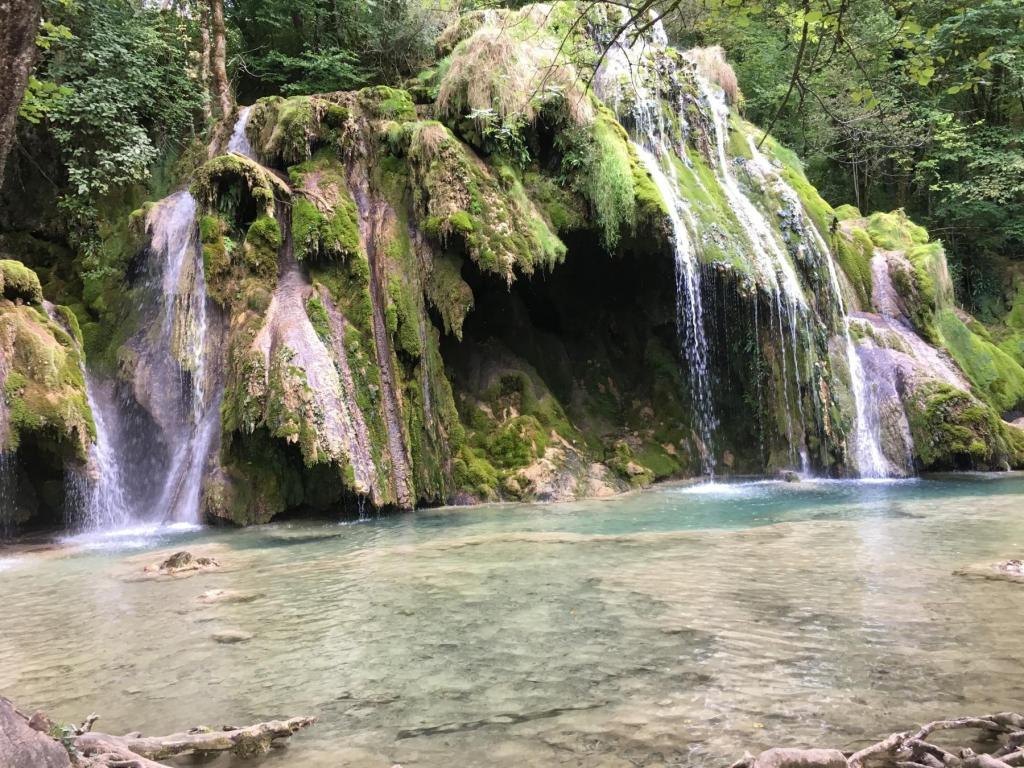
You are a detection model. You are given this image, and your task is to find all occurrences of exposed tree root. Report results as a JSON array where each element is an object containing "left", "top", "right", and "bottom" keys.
[
  {"left": 732, "top": 714, "right": 1024, "bottom": 768},
  {"left": 4, "top": 699, "right": 316, "bottom": 768},
  {"left": 73, "top": 716, "right": 317, "bottom": 766}
]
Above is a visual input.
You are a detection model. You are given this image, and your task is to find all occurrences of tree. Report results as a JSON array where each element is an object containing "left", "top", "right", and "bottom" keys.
[
  {"left": 0, "top": 0, "right": 43, "bottom": 186},
  {"left": 210, "top": 0, "right": 232, "bottom": 118}
]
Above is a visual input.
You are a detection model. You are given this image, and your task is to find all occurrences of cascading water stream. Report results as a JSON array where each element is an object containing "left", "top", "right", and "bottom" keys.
[
  {"left": 742, "top": 136, "right": 891, "bottom": 477},
  {"left": 41, "top": 302, "right": 131, "bottom": 531},
  {"left": 597, "top": 17, "right": 719, "bottom": 476},
  {"left": 227, "top": 105, "right": 256, "bottom": 159},
  {"left": 690, "top": 72, "right": 813, "bottom": 471},
  {"left": 632, "top": 143, "right": 718, "bottom": 476},
  {"left": 146, "top": 190, "right": 219, "bottom": 523}
]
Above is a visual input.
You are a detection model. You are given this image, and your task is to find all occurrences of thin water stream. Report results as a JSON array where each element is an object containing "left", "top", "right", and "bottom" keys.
[{"left": 2, "top": 476, "right": 1024, "bottom": 767}]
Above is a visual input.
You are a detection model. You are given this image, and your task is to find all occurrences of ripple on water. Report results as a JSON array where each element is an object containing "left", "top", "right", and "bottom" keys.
[
  {"left": 1, "top": 475, "right": 1024, "bottom": 768},
  {"left": 59, "top": 522, "right": 204, "bottom": 551}
]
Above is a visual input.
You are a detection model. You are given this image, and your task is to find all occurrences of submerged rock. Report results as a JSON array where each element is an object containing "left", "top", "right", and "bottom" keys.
[
  {"left": 197, "top": 588, "right": 261, "bottom": 605},
  {"left": 212, "top": 628, "right": 254, "bottom": 644},
  {"left": 955, "top": 559, "right": 1024, "bottom": 584}
]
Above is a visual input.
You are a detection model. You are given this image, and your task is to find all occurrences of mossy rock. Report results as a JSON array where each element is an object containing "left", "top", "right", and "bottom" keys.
[
  {"left": 190, "top": 154, "right": 286, "bottom": 223},
  {"left": 425, "top": 251, "right": 473, "bottom": 339},
  {"left": 906, "top": 382, "right": 1021, "bottom": 470},
  {"left": 405, "top": 121, "right": 565, "bottom": 281},
  {"left": 866, "top": 210, "right": 930, "bottom": 251},
  {"left": 834, "top": 203, "right": 862, "bottom": 221},
  {"left": 833, "top": 228, "right": 873, "bottom": 310},
  {"left": 0, "top": 303, "right": 94, "bottom": 460},
  {"left": 357, "top": 86, "right": 417, "bottom": 122},
  {"left": 936, "top": 309, "right": 1024, "bottom": 414},
  {"left": 0, "top": 260, "right": 43, "bottom": 304},
  {"left": 248, "top": 95, "right": 328, "bottom": 167},
  {"left": 607, "top": 440, "right": 655, "bottom": 487},
  {"left": 244, "top": 216, "right": 282, "bottom": 278},
  {"left": 288, "top": 151, "right": 362, "bottom": 262}
]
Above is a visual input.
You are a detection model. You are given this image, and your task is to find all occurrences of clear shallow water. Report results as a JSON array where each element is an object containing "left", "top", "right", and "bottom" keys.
[{"left": 3, "top": 475, "right": 1024, "bottom": 767}]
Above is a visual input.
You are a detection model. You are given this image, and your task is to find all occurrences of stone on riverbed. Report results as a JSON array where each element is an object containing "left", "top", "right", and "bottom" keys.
[
  {"left": 126, "top": 549, "right": 224, "bottom": 581},
  {"left": 197, "top": 588, "right": 262, "bottom": 605},
  {"left": 954, "top": 559, "right": 1024, "bottom": 583},
  {"left": 212, "top": 629, "right": 254, "bottom": 644}
]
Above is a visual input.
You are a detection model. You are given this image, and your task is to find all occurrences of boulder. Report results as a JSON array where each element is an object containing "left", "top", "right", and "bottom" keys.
[{"left": 0, "top": 697, "right": 72, "bottom": 768}]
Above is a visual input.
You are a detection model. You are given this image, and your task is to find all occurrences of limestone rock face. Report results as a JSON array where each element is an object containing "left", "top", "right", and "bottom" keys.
[
  {"left": 0, "top": 698, "right": 73, "bottom": 768},
  {"left": 840, "top": 212, "right": 1024, "bottom": 472}
]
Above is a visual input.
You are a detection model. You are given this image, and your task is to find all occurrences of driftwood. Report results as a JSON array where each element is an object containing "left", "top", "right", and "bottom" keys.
[
  {"left": 73, "top": 716, "right": 317, "bottom": 767},
  {"left": 732, "top": 714, "right": 1024, "bottom": 768},
  {"left": 1, "top": 697, "right": 316, "bottom": 768}
]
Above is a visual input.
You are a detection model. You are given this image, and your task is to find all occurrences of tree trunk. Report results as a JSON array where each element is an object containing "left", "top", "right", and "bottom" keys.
[
  {"left": 199, "top": 0, "right": 212, "bottom": 122},
  {"left": 0, "top": 0, "right": 43, "bottom": 188},
  {"left": 209, "top": 0, "right": 231, "bottom": 120}
]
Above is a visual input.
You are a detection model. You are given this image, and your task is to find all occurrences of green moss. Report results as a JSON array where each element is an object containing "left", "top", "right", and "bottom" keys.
[
  {"left": 834, "top": 203, "right": 862, "bottom": 221},
  {"left": 190, "top": 153, "right": 281, "bottom": 221},
  {"left": 833, "top": 228, "right": 873, "bottom": 309},
  {"left": 766, "top": 137, "right": 835, "bottom": 237},
  {"left": 523, "top": 171, "right": 587, "bottom": 233},
  {"left": 358, "top": 86, "right": 417, "bottom": 121},
  {"left": 561, "top": 109, "right": 638, "bottom": 250},
  {"left": 425, "top": 251, "right": 473, "bottom": 339},
  {"left": 452, "top": 445, "right": 499, "bottom": 499},
  {"left": 199, "top": 214, "right": 233, "bottom": 299},
  {"left": 0, "top": 260, "right": 43, "bottom": 304},
  {"left": 406, "top": 121, "right": 564, "bottom": 280},
  {"left": 936, "top": 309, "right": 1024, "bottom": 413},
  {"left": 248, "top": 95, "right": 320, "bottom": 166},
  {"left": 607, "top": 440, "right": 655, "bottom": 487},
  {"left": 305, "top": 294, "right": 331, "bottom": 341},
  {"left": 866, "top": 210, "right": 930, "bottom": 251},
  {"left": 906, "top": 382, "right": 1021, "bottom": 470},
  {"left": 481, "top": 415, "right": 545, "bottom": 469},
  {"left": 311, "top": 249, "right": 374, "bottom": 338},
  {"left": 244, "top": 216, "right": 281, "bottom": 278},
  {"left": 386, "top": 278, "right": 421, "bottom": 359},
  {"left": 289, "top": 154, "right": 362, "bottom": 262},
  {"left": 0, "top": 304, "right": 94, "bottom": 459},
  {"left": 54, "top": 305, "right": 83, "bottom": 346}
]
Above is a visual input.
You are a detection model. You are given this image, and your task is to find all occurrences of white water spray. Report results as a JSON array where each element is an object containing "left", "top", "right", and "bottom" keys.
[
  {"left": 227, "top": 105, "right": 256, "bottom": 159},
  {"left": 743, "top": 137, "right": 891, "bottom": 477},
  {"left": 597, "top": 15, "right": 718, "bottom": 476},
  {"left": 691, "top": 73, "right": 813, "bottom": 469},
  {"left": 146, "top": 190, "right": 219, "bottom": 522}
]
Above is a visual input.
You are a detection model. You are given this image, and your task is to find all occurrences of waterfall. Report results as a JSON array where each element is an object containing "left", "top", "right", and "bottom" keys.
[
  {"left": 0, "top": 452, "right": 14, "bottom": 538},
  {"left": 690, "top": 73, "right": 812, "bottom": 470},
  {"left": 597, "top": 16, "right": 718, "bottom": 476},
  {"left": 40, "top": 302, "right": 132, "bottom": 531},
  {"left": 228, "top": 106, "right": 256, "bottom": 159},
  {"left": 742, "top": 138, "right": 891, "bottom": 477},
  {"left": 145, "top": 190, "right": 219, "bottom": 522},
  {"left": 74, "top": 372, "right": 132, "bottom": 530},
  {"left": 632, "top": 143, "right": 718, "bottom": 475}
]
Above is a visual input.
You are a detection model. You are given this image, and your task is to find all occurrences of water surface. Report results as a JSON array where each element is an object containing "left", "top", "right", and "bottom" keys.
[{"left": 3, "top": 475, "right": 1024, "bottom": 767}]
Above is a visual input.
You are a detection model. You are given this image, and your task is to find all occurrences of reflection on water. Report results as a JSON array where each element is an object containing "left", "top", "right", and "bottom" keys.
[{"left": 2, "top": 475, "right": 1024, "bottom": 767}]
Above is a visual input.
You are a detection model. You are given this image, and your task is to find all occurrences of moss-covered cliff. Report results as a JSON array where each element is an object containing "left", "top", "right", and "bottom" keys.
[
  {"left": 0, "top": 261, "right": 94, "bottom": 531},
  {"left": 1, "top": 1, "right": 1022, "bottom": 532}
]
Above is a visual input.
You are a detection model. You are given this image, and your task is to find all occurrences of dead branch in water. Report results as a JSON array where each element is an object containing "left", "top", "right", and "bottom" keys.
[
  {"left": 73, "top": 716, "right": 317, "bottom": 766},
  {"left": 732, "top": 714, "right": 1024, "bottom": 768}
]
